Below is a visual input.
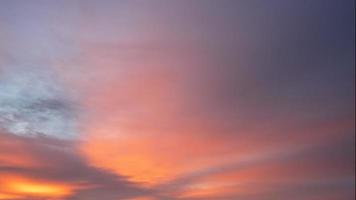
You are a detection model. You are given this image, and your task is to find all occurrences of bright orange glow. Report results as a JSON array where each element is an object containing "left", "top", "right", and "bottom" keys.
[
  {"left": 81, "top": 128, "right": 240, "bottom": 185},
  {"left": 8, "top": 181, "right": 70, "bottom": 196},
  {"left": 81, "top": 133, "right": 178, "bottom": 184},
  {"left": 0, "top": 176, "right": 73, "bottom": 198}
]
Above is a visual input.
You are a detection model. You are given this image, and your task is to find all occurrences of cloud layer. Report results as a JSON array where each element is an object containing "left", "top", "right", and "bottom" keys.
[{"left": 0, "top": 0, "right": 354, "bottom": 199}]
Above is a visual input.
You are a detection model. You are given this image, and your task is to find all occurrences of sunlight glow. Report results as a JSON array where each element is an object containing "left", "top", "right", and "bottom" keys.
[{"left": 1, "top": 176, "right": 72, "bottom": 198}]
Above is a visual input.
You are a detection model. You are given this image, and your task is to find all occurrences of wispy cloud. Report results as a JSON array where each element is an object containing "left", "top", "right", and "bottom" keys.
[{"left": 0, "top": 67, "right": 77, "bottom": 139}]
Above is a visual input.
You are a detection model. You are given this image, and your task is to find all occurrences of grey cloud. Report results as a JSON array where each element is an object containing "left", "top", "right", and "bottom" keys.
[{"left": 0, "top": 67, "right": 77, "bottom": 139}]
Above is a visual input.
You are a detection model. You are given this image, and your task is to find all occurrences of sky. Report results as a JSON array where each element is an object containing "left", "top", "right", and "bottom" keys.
[{"left": 0, "top": 0, "right": 354, "bottom": 199}]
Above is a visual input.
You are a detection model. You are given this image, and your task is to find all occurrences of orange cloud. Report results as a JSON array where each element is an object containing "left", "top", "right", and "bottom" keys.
[
  {"left": 77, "top": 60, "right": 354, "bottom": 190},
  {"left": 79, "top": 119, "right": 253, "bottom": 186},
  {"left": 0, "top": 131, "right": 148, "bottom": 200},
  {"left": 0, "top": 175, "right": 74, "bottom": 199}
]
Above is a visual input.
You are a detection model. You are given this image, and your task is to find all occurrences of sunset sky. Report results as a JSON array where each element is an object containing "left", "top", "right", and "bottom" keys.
[{"left": 0, "top": 0, "right": 355, "bottom": 199}]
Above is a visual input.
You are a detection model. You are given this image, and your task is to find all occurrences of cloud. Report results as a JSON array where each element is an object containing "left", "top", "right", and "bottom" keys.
[
  {"left": 0, "top": 67, "right": 77, "bottom": 139},
  {"left": 152, "top": 134, "right": 355, "bottom": 199},
  {"left": 0, "top": 131, "right": 151, "bottom": 200},
  {"left": 0, "top": 0, "right": 354, "bottom": 199}
]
